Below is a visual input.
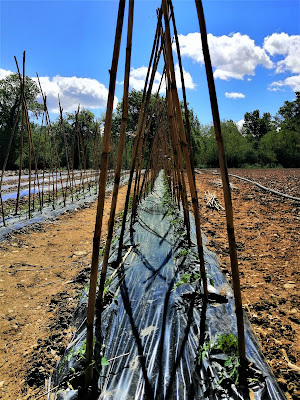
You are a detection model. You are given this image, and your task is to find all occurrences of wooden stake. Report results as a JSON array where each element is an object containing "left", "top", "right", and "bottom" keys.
[
  {"left": 194, "top": 0, "right": 246, "bottom": 363},
  {"left": 162, "top": 0, "right": 208, "bottom": 300},
  {"left": 98, "top": 0, "right": 134, "bottom": 305},
  {"left": 85, "top": 0, "right": 126, "bottom": 388}
]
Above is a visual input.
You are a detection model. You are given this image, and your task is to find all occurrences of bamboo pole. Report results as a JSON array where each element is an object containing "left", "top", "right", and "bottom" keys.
[
  {"left": 71, "top": 121, "right": 76, "bottom": 202},
  {"left": 128, "top": 8, "right": 162, "bottom": 222},
  {"left": 14, "top": 53, "right": 25, "bottom": 216},
  {"left": 133, "top": 72, "right": 165, "bottom": 210},
  {"left": 162, "top": 0, "right": 208, "bottom": 300},
  {"left": 42, "top": 115, "right": 46, "bottom": 207},
  {"left": 23, "top": 103, "right": 42, "bottom": 213},
  {"left": 59, "top": 97, "right": 72, "bottom": 201},
  {"left": 0, "top": 94, "right": 21, "bottom": 225},
  {"left": 169, "top": 0, "right": 196, "bottom": 180},
  {"left": 36, "top": 75, "right": 65, "bottom": 208},
  {"left": 97, "top": 0, "right": 134, "bottom": 305},
  {"left": 194, "top": 0, "right": 246, "bottom": 365},
  {"left": 138, "top": 119, "right": 162, "bottom": 200},
  {"left": 85, "top": 0, "right": 126, "bottom": 388},
  {"left": 15, "top": 56, "right": 43, "bottom": 215},
  {"left": 130, "top": 40, "right": 162, "bottom": 224},
  {"left": 117, "top": 10, "right": 162, "bottom": 262},
  {"left": 165, "top": 80, "right": 191, "bottom": 245},
  {"left": 28, "top": 96, "right": 32, "bottom": 219}
]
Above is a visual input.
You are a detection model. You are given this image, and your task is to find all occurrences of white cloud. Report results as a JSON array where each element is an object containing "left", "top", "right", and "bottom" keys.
[
  {"left": 175, "top": 64, "right": 195, "bottom": 89},
  {"left": 175, "top": 32, "right": 273, "bottom": 80},
  {"left": 269, "top": 75, "right": 300, "bottom": 92},
  {"left": 263, "top": 33, "right": 300, "bottom": 74},
  {"left": 129, "top": 66, "right": 161, "bottom": 91},
  {"left": 129, "top": 64, "right": 195, "bottom": 93},
  {"left": 236, "top": 119, "right": 244, "bottom": 131},
  {"left": 0, "top": 68, "right": 13, "bottom": 80},
  {"left": 225, "top": 92, "right": 245, "bottom": 99},
  {"left": 32, "top": 75, "right": 117, "bottom": 113}
]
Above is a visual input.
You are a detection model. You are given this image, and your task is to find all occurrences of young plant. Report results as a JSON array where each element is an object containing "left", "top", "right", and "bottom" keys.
[
  {"left": 198, "top": 333, "right": 240, "bottom": 386},
  {"left": 173, "top": 272, "right": 201, "bottom": 290}
]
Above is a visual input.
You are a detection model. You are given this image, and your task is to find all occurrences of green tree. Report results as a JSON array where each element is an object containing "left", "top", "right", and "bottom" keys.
[
  {"left": 202, "top": 121, "right": 255, "bottom": 167},
  {"left": 243, "top": 109, "right": 273, "bottom": 146},
  {"left": 277, "top": 92, "right": 300, "bottom": 131},
  {"left": 111, "top": 89, "right": 162, "bottom": 169},
  {"left": 0, "top": 73, "right": 42, "bottom": 169}
]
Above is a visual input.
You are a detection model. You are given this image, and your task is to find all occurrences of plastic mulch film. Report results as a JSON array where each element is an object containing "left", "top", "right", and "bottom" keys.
[
  {"left": 53, "top": 171, "right": 286, "bottom": 400},
  {"left": 0, "top": 173, "right": 130, "bottom": 241}
]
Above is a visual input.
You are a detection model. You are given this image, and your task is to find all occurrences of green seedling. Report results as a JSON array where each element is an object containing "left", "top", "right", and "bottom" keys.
[
  {"left": 101, "top": 356, "right": 109, "bottom": 366},
  {"left": 173, "top": 272, "right": 201, "bottom": 290},
  {"left": 177, "top": 249, "right": 189, "bottom": 258},
  {"left": 198, "top": 333, "right": 240, "bottom": 385}
]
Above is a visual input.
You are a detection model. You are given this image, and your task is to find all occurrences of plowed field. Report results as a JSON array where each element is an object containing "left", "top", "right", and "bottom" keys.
[{"left": 0, "top": 169, "right": 299, "bottom": 399}]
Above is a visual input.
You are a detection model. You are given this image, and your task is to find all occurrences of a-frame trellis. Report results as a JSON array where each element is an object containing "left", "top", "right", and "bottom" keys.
[{"left": 85, "top": 0, "right": 246, "bottom": 392}]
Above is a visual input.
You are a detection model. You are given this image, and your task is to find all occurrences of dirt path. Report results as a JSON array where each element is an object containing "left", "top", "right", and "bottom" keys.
[
  {"left": 0, "top": 185, "right": 128, "bottom": 400},
  {"left": 193, "top": 169, "right": 299, "bottom": 400},
  {"left": 0, "top": 169, "right": 299, "bottom": 400}
]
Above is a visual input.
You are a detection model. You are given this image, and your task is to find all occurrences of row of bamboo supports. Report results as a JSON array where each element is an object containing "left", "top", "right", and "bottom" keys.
[
  {"left": 0, "top": 0, "right": 247, "bottom": 393},
  {"left": 84, "top": 0, "right": 246, "bottom": 393},
  {"left": 0, "top": 54, "right": 108, "bottom": 227}
]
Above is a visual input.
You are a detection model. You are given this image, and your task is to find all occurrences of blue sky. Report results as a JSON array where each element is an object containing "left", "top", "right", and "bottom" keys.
[{"left": 1, "top": 0, "right": 299, "bottom": 126}]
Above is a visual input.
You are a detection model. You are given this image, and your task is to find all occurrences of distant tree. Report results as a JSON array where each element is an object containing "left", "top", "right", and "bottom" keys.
[
  {"left": 181, "top": 107, "right": 205, "bottom": 167},
  {"left": 0, "top": 74, "right": 42, "bottom": 169},
  {"left": 60, "top": 109, "right": 97, "bottom": 169},
  {"left": 257, "top": 93, "right": 300, "bottom": 167},
  {"left": 203, "top": 121, "right": 255, "bottom": 167},
  {"left": 243, "top": 109, "right": 273, "bottom": 144},
  {"left": 111, "top": 89, "right": 162, "bottom": 169},
  {"left": 277, "top": 92, "right": 300, "bottom": 132}
]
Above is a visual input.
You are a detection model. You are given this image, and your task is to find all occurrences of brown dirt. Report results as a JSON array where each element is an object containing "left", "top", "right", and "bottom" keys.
[
  {"left": 0, "top": 169, "right": 299, "bottom": 399},
  {"left": 0, "top": 185, "right": 128, "bottom": 400},
  {"left": 193, "top": 168, "right": 299, "bottom": 400}
]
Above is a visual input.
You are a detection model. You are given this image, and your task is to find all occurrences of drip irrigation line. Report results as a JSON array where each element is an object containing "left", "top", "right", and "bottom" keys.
[{"left": 212, "top": 171, "right": 300, "bottom": 202}]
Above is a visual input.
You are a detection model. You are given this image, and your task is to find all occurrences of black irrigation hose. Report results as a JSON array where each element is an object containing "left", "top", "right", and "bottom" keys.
[{"left": 199, "top": 170, "right": 300, "bottom": 202}]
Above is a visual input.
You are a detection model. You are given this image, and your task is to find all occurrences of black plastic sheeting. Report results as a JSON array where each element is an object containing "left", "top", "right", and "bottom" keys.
[
  {"left": 53, "top": 172, "right": 286, "bottom": 400},
  {"left": 0, "top": 174, "right": 130, "bottom": 241}
]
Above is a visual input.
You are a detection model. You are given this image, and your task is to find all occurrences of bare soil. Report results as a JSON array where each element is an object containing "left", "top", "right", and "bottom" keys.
[
  {"left": 0, "top": 185, "right": 128, "bottom": 399},
  {"left": 0, "top": 169, "right": 299, "bottom": 399},
  {"left": 193, "top": 168, "right": 299, "bottom": 400}
]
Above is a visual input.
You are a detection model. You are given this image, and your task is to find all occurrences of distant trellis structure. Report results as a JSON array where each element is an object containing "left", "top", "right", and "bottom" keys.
[{"left": 85, "top": 0, "right": 246, "bottom": 392}]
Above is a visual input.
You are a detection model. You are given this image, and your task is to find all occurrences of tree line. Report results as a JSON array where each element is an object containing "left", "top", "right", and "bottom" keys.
[{"left": 0, "top": 74, "right": 299, "bottom": 171}]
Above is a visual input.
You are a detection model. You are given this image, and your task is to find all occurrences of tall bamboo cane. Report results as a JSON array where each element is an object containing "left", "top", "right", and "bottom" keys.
[
  {"left": 85, "top": 0, "right": 126, "bottom": 388},
  {"left": 0, "top": 94, "right": 21, "bottom": 224},
  {"left": 116, "top": 10, "right": 162, "bottom": 262},
  {"left": 162, "top": 0, "right": 208, "bottom": 300},
  {"left": 194, "top": 0, "right": 246, "bottom": 365},
  {"left": 165, "top": 81, "right": 191, "bottom": 245},
  {"left": 169, "top": 0, "right": 196, "bottom": 181},
  {"left": 97, "top": 0, "right": 134, "bottom": 304},
  {"left": 15, "top": 53, "right": 25, "bottom": 216}
]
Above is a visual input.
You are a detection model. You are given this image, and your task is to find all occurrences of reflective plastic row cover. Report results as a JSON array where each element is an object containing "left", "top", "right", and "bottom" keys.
[{"left": 54, "top": 171, "right": 286, "bottom": 400}]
